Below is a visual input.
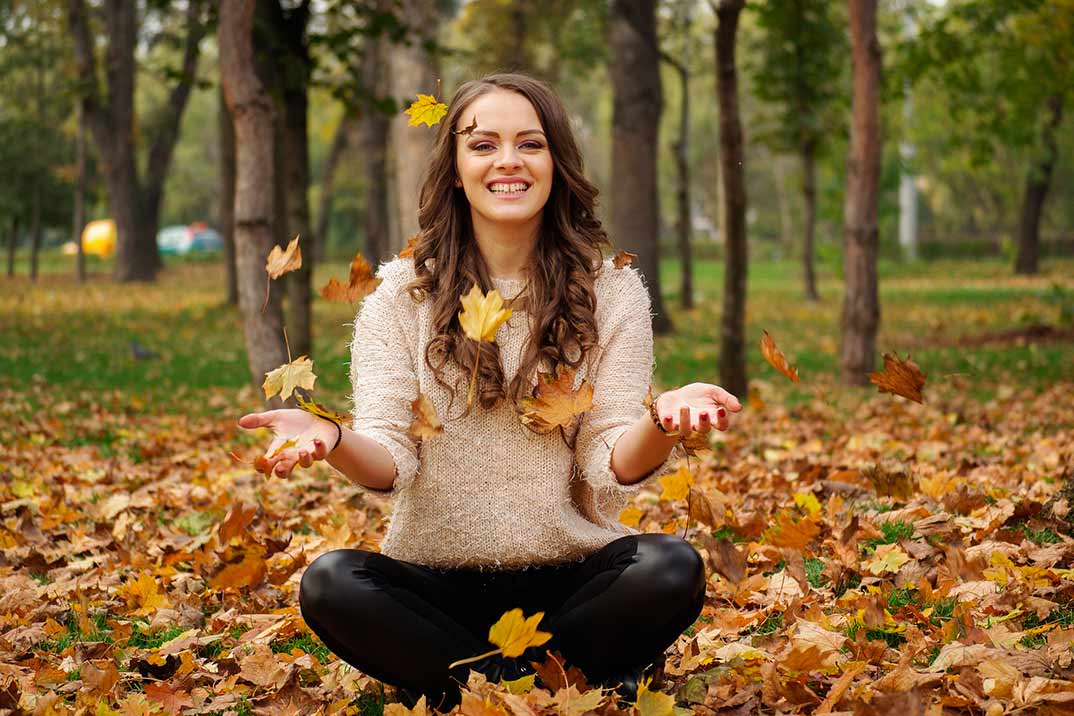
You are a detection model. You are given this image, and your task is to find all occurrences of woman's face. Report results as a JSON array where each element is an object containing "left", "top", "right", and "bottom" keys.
[{"left": 454, "top": 89, "right": 554, "bottom": 234}]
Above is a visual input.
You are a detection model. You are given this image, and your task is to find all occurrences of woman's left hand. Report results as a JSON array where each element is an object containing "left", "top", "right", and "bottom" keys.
[{"left": 654, "top": 382, "right": 742, "bottom": 436}]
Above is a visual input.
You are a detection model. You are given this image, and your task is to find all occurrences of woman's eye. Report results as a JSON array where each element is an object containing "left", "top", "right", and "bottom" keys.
[
  {"left": 521, "top": 142, "right": 544, "bottom": 150},
  {"left": 473, "top": 143, "right": 494, "bottom": 151}
]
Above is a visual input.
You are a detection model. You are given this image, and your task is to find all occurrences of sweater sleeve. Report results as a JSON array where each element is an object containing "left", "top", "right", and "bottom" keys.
[
  {"left": 348, "top": 259, "right": 421, "bottom": 495},
  {"left": 573, "top": 264, "right": 685, "bottom": 526}
]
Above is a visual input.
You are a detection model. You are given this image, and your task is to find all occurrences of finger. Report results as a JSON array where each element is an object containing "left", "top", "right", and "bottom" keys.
[
  {"left": 697, "top": 410, "right": 712, "bottom": 433},
  {"left": 299, "top": 450, "right": 313, "bottom": 468},
  {"left": 708, "top": 386, "right": 743, "bottom": 412},
  {"left": 239, "top": 412, "right": 271, "bottom": 429},
  {"left": 679, "top": 405, "right": 691, "bottom": 434},
  {"left": 715, "top": 406, "right": 731, "bottom": 431},
  {"left": 312, "top": 438, "right": 329, "bottom": 460},
  {"left": 274, "top": 457, "right": 296, "bottom": 478}
]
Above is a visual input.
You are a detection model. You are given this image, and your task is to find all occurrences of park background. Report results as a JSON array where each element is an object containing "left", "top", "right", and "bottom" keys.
[{"left": 1, "top": 1, "right": 1073, "bottom": 715}]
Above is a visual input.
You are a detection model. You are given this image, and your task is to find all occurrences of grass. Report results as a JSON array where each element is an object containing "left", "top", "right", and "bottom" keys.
[
  {"left": 861, "top": 520, "right": 916, "bottom": 550},
  {"left": 2, "top": 252, "right": 1072, "bottom": 419},
  {"left": 271, "top": 633, "right": 333, "bottom": 664}
]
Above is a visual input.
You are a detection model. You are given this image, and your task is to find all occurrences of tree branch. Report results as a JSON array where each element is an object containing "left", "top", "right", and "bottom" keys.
[{"left": 65, "top": 0, "right": 107, "bottom": 149}]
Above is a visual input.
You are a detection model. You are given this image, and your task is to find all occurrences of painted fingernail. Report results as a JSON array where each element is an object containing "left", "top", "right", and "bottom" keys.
[
  {"left": 313, "top": 439, "right": 322, "bottom": 446},
  {"left": 664, "top": 416, "right": 672, "bottom": 423},
  {"left": 717, "top": 408, "right": 727, "bottom": 418},
  {"left": 700, "top": 412, "right": 709, "bottom": 420}
]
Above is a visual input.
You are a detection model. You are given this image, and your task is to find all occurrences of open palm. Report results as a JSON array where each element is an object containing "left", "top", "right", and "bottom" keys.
[{"left": 238, "top": 409, "right": 337, "bottom": 477}]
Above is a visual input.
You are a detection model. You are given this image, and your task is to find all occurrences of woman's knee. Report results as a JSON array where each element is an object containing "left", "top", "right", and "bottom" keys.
[
  {"left": 299, "top": 549, "right": 374, "bottom": 617},
  {"left": 633, "top": 534, "right": 706, "bottom": 599}
]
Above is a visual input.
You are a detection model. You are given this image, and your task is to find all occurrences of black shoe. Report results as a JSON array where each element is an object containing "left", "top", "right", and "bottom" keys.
[{"left": 600, "top": 665, "right": 646, "bottom": 703}]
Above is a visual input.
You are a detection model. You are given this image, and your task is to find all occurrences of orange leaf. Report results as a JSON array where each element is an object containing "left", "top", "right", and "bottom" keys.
[
  {"left": 763, "top": 511, "right": 820, "bottom": 549},
  {"left": 117, "top": 572, "right": 169, "bottom": 617},
  {"left": 399, "top": 233, "right": 420, "bottom": 258},
  {"left": 760, "top": 330, "right": 800, "bottom": 383},
  {"left": 265, "top": 235, "right": 302, "bottom": 280},
  {"left": 409, "top": 393, "right": 443, "bottom": 441},
  {"left": 518, "top": 364, "right": 593, "bottom": 434},
  {"left": 612, "top": 249, "right": 637, "bottom": 268},
  {"left": 144, "top": 681, "right": 193, "bottom": 716},
  {"left": 218, "top": 501, "right": 257, "bottom": 544},
  {"left": 211, "top": 550, "right": 267, "bottom": 591},
  {"left": 869, "top": 351, "right": 926, "bottom": 403},
  {"left": 862, "top": 462, "right": 917, "bottom": 501},
  {"left": 320, "top": 252, "right": 381, "bottom": 303}
]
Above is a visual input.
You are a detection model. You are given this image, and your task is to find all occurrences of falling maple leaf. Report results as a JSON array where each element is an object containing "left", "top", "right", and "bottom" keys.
[
  {"left": 399, "top": 233, "right": 420, "bottom": 258},
  {"left": 262, "top": 355, "right": 317, "bottom": 402},
  {"left": 518, "top": 364, "right": 594, "bottom": 434},
  {"left": 404, "top": 94, "right": 448, "bottom": 127},
  {"left": 218, "top": 501, "right": 257, "bottom": 544},
  {"left": 760, "top": 330, "right": 801, "bottom": 383},
  {"left": 658, "top": 465, "right": 695, "bottom": 501},
  {"left": 612, "top": 249, "right": 637, "bottom": 269},
  {"left": 408, "top": 393, "right": 443, "bottom": 440},
  {"left": 863, "top": 462, "right": 917, "bottom": 501},
  {"left": 869, "top": 351, "right": 926, "bottom": 403},
  {"left": 262, "top": 235, "right": 302, "bottom": 312},
  {"left": 688, "top": 486, "right": 719, "bottom": 528},
  {"left": 449, "top": 608, "right": 552, "bottom": 669},
  {"left": 320, "top": 252, "right": 381, "bottom": 303},
  {"left": 458, "top": 284, "right": 513, "bottom": 407}
]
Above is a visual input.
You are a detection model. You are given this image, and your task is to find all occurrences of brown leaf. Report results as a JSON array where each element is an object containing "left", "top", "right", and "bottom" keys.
[
  {"left": 144, "top": 680, "right": 194, "bottom": 716},
  {"left": 408, "top": 393, "right": 443, "bottom": 441},
  {"left": 530, "top": 651, "right": 590, "bottom": 692},
  {"left": 320, "top": 252, "right": 381, "bottom": 303},
  {"left": 399, "top": 233, "right": 420, "bottom": 259},
  {"left": 611, "top": 249, "right": 637, "bottom": 269},
  {"left": 211, "top": 549, "right": 267, "bottom": 591},
  {"left": 763, "top": 511, "right": 821, "bottom": 549},
  {"left": 80, "top": 659, "right": 120, "bottom": 696},
  {"left": 863, "top": 462, "right": 917, "bottom": 501},
  {"left": 760, "top": 330, "right": 800, "bottom": 383},
  {"left": 688, "top": 486, "right": 718, "bottom": 528},
  {"left": 518, "top": 365, "right": 593, "bottom": 434},
  {"left": 452, "top": 115, "right": 478, "bottom": 136},
  {"left": 702, "top": 534, "right": 748, "bottom": 584},
  {"left": 219, "top": 501, "right": 258, "bottom": 544},
  {"left": 869, "top": 351, "right": 926, "bottom": 403},
  {"left": 265, "top": 235, "right": 302, "bottom": 280}
]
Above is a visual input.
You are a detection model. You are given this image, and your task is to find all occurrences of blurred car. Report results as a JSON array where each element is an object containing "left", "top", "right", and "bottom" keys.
[
  {"left": 157, "top": 223, "right": 224, "bottom": 255},
  {"left": 81, "top": 219, "right": 116, "bottom": 257}
]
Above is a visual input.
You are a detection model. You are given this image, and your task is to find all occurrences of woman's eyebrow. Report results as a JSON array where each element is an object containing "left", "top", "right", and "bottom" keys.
[{"left": 468, "top": 129, "right": 546, "bottom": 138}]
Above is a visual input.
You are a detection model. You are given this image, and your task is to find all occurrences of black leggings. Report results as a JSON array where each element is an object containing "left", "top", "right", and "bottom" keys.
[{"left": 299, "top": 533, "right": 705, "bottom": 708}]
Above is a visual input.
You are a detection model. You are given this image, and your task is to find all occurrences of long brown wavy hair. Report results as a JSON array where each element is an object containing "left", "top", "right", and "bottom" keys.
[{"left": 405, "top": 72, "right": 611, "bottom": 420}]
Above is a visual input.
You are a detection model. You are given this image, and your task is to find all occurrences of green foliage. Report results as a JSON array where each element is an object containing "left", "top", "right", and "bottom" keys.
[
  {"left": 128, "top": 624, "right": 187, "bottom": 650},
  {"left": 271, "top": 633, "right": 332, "bottom": 664},
  {"left": 805, "top": 558, "right": 827, "bottom": 588}
]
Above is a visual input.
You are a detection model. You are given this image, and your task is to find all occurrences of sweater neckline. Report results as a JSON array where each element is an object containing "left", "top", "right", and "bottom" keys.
[{"left": 490, "top": 274, "right": 527, "bottom": 300}]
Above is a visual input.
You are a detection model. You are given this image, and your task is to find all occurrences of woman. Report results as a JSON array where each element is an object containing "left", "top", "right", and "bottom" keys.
[{"left": 239, "top": 73, "right": 741, "bottom": 711}]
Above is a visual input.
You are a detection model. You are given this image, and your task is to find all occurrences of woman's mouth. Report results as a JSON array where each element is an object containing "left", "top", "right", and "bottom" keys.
[{"left": 487, "top": 181, "right": 531, "bottom": 200}]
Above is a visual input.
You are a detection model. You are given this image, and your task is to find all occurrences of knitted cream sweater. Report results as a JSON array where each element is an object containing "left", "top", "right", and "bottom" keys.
[{"left": 348, "top": 256, "right": 683, "bottom": 570}]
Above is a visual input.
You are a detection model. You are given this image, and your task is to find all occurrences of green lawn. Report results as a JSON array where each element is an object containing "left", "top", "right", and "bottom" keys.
[{"left": 2, "top": 251, "right": 1071, "bottom": 417}]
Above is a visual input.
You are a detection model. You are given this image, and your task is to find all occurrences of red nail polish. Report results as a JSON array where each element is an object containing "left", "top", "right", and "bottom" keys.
[
  {"left": 717, "top": 408, "right": 727, "bottom": 418},
  {"left": 701, "top": 412, "right": 709, "bottom": 420}
]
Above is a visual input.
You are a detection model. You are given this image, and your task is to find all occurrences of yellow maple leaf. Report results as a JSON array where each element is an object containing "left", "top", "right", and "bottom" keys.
[
  {"left": 619, "top": 505, "right": 644, "bottom": 528},
  {"left": 793, "top": 491, "right": 822, "bottom": 515},
  {"left": 635, "top": 676, "right": 675, "bottom": 715},
  {"left": 458, "top": 284, "right": 513, "bottom": 343},
  {"left": 295, "top": 393, "right": 349, "bottom": 425},
  {"left": 118, "top": 572, "right": 169, "bottom": 617},
  {"left": 488, "top": 608, "right": 552, "bottom": 657},
  {"left": 519, "top": 364, "right": 594, "bottom": 433},
  {"left": 866, "top": 543, "right": 910, "bottom": 575},
  {"left": 262, "top": 355, "right": 317, "bottom": 402},
  {"left": 408, "top": 393, "right": 443, "bottom": 441},
  {"left": 404, "top": 93, "right": 448, "bottom": 127},
  {"left": 658, "top": 465, "right": 695, "bottom": 502}
]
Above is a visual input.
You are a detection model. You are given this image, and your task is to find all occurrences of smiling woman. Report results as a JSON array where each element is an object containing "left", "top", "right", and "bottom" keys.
[{"left": 239, "top": 72, "right": 741, "bottom": 710}]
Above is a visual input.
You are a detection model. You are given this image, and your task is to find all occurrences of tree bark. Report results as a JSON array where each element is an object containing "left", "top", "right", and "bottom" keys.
[
  {"left": 66, "top": 0, "right": 205, "bottom": 282},
  {"left": 609, "top": 0, "right": 672, "bottom": 334},
  {"left": 7, "top": 218, "right": 17, "bottom": 278},
  {"left": 30, "top": 179, "right": 41, "bottom": 282},
  {"left": 315, "top": 114, "right": 356, "bottom": 263},
  {"left": 218, "top": 86, "right": 238, "bottom": 304},
  {"left": 74, "top": 103, "right": 87, "bottom": 283},
  {"left": 359, "top": 36, "right": 392, "bottom": 265},
  {"left": 802, "top": 138, "right": 819, "bottom": 301},
  {"left": 671, "top": 51, "right": 693, "bottom": 310},
  {"left": 388, "top": 0, "right": 440, "bottom": 251},
  {"left": 714, "top": 0, "right": 748, "bottom": 398},
  {"left": 1015, "top": 93, "right": 1063, "bottom": 276},
  {"left": 219, "top": 0, "right": 289, "bottom": 398},
  {"left": 841, "top": 0, "right": 882, "bottom": 385}
]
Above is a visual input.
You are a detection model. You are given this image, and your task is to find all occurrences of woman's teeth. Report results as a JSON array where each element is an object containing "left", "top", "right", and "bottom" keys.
[{"left": 489, "top": 184, "right": 529, "bottom": 194}]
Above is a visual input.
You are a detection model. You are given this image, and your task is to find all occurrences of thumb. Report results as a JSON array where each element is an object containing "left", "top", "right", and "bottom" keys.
[{"left": 238, "top": 412, "right": 272, "bottom": 429}]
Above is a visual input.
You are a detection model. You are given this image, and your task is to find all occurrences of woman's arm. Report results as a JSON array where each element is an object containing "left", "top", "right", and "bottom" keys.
[
  {"left": 325, "top": 427, "right": 397, "bottom": 491},
  {"left": 610, "top": 384, "right": 739, "bottom": 485}
]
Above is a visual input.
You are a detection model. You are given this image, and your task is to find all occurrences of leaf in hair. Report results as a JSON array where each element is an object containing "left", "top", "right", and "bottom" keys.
[{"left": 452, "top": 115, "right": 478, "bottom": 136}]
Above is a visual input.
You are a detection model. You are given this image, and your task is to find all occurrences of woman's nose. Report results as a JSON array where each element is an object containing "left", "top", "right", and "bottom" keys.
[{"left": 494, "top": 146, "right": 523, "bottom": 169}]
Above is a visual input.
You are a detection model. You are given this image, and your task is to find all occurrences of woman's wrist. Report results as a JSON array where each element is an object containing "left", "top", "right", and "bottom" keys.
[{"left": 312, "top": 413, "right": 343, "bottom": 453}]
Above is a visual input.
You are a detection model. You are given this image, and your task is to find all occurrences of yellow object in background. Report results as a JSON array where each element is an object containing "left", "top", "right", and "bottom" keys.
[{"left": 81, "top": 219, "right": 116, "bottom": 257}]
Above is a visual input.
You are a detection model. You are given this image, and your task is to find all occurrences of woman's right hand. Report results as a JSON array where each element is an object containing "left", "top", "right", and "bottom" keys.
[{"left": 237, "top": 409, "right": 339, "bottom": 478}]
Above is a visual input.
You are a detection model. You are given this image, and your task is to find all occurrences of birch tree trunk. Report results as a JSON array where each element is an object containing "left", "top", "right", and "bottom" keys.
[{"left": 840, "top": 0, "right": 882, "bottom": 385}]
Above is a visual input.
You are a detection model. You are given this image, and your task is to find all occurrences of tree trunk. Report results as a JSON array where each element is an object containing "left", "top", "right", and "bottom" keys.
[
  {"left": 360, "top": 37, "right": 392, "bottom": 265},
  {"left": 218, "top": 86, "right": 238, "bottom": 305},
  {"left": 673, "top": 61, "right": 693, "bottom": 310},
  {"left": 609, "top": 0, "right": 672, "bottom": 334},
  {"left": 219, "top": 0, "right": 289, "bottom": 398},
  {"left": 841, "top": 0, "right": 882, "bottom": 385},
  {"left": 30, "top": 179, "right": 41, "bottom": 281},
  {"left": 1015, "top": 93, "right": 1063, "bottom": 276},
  {"left": 7, "top": 218, "right": 17, "bottom": 277},
  {"left": 67, "top": 0, "right": 205, "bottom": 282},
  {"left": 388, "top": 0, "right": 440, "bottom": 251},
  {"left": 772, "top": 153, "right": 794, "bottom": 252},
  {"left": 714, "top": 0, "right": 748, "bottom": 398},
  {"left": 315, "top": 114, "right": 356, "bottom": 263},
  {"left": 74, "top": 103, "right": 87, "bottom": 283},
  {"left": 802, "top": 138, "right": 819, "bottom": 301}
]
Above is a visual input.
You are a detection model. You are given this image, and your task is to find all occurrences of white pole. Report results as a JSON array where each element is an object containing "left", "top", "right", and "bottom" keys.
[{"left": 899, "top": 8, "right": 919, "bottom": 260}]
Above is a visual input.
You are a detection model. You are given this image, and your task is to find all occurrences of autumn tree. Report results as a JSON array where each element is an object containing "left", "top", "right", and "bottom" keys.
[
  {"left": 841, "top": 0, "right": 882, "bottom": 385},
  {"left": 609, "top": 0, "right": 672, "bottom": 334},
  {"left": 748, "top": 0, "right": 846, "bottom": 301},
  {"left": 219, "top": 0, "right": 289, "bottom": 395},
  {"left": 902, "top": 0, "right": 1072, "bottom": 275},
  {"left": 66, "top": 0, "right": 209, "bottom": 282},
  {"left": 712, "top": 0, "right": 748, "bottom": 397}
]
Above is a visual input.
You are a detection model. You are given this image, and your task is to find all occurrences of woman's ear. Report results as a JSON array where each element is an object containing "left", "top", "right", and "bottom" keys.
[{"left": 454, "top": 177, "right": 462, "bottom": 188}]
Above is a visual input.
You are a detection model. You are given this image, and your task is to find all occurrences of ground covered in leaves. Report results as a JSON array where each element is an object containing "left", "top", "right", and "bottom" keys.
[{"left": 2, "top": 257, "right": 1073, "bottom": 715}]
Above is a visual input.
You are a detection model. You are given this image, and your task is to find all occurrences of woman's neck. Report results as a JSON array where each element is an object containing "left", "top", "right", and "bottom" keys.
[{"left": 471, "top": 216, "right": 540, "bottom": 280}]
